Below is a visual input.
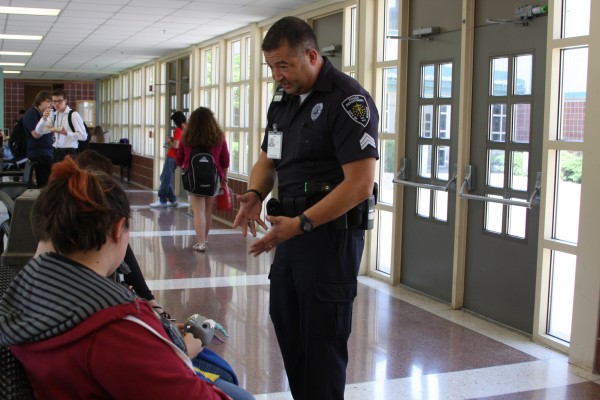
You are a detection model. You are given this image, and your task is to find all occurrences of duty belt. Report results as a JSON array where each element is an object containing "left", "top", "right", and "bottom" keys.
[
  {"left": 280, "top": 196, "right": 311, "bottom": 217},
  {"left": 274, "top": 195, "right": 363, "bottom": 230}
]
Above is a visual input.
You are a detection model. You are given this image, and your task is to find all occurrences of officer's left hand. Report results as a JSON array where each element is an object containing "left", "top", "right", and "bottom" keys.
[
  {"left": 233, "top": 191, "right": 267, "bottom": 237},
  {"left": 249, "top": 215, "right": 301, "bottom": 256}
]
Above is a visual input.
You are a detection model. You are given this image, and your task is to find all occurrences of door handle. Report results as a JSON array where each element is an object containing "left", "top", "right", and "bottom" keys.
[
  {"left": 458, "top": 165, "right": 541, "bottom": 208},
  {"left": 392, "top": 158, "right": 456, "bottom": 192}
]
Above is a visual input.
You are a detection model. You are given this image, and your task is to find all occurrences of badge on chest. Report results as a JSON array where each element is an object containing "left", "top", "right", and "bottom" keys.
[{"left": 267, "top": 124, "right": 282, "bottom": 160}]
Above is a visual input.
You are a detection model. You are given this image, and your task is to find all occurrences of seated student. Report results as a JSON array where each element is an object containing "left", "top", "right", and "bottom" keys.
[
  {"left": 0, "top": 157, "right": 253, "bottom": 399},
  {"left": 1, "top": 129, "right": 14, "bottom": 168},
  {"left": 91, "top": 125, "right": 110, "bottom": 143},
  {"left": 33, "top": 150, "right": 170, "bottom": 317}
]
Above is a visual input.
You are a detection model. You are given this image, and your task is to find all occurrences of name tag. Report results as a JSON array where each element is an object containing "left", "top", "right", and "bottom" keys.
[{"left": 267, "top": 126, "right": 282, "bottom": 160}]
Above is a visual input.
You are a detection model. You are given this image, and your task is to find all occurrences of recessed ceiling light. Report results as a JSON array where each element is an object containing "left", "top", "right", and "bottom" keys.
[
  {"left": 0, "top": 51, "right": 32, "bottom": 56},
  {"left": 0, "top": 34, "right": 42, "bottom": 41},
  {"left": 0, "top": 7, "right": 61, "bottom": 16},
  {"left": 0, "top": 62, "right": 25, "bottom": 66}
]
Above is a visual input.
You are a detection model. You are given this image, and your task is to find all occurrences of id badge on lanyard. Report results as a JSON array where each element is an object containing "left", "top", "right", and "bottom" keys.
[{"left": 267, "top": 124, "right": 282, "bottom": 160}]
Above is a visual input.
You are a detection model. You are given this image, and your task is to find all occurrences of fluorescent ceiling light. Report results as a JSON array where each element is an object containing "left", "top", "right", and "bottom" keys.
[
  {"left": 0, "top": 62, "right": 25, "bottom": 66},
  {"left": 0, "top": 7, "right": 61, "bottom": 16},
  {"left": 0, "top": 51, "right": 32, "bottom": 56},
  {"left": 0, "top": 34, "right": 42, "bottom": 41},
  {"left": 3, "top": 70, "right": 21, "bottom": 74}
]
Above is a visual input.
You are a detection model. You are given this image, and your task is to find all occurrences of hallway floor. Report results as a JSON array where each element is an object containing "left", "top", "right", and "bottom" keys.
[{"left": 126, "top": 187, "right": 599, "bottom": 399}]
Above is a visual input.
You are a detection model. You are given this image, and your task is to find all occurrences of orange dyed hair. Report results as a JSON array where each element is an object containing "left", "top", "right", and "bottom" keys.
[{"left": 32, "top": 156, "right": 130, "bottom": 254}]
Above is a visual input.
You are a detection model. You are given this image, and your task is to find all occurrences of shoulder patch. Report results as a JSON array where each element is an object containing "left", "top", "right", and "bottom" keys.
[{"left": 342, "top": 95, "right": 370, "bottom": 127}]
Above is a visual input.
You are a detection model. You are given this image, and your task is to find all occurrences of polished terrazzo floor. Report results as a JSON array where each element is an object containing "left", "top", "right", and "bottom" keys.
[{"left": 62, "top": 188, "right": 600, "bottom": 398}]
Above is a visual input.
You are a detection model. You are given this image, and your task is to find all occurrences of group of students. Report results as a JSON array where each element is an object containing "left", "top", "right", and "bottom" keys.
[
  {"left": 151, "top": 107, "right": 230, "bottom": 253},
  {"left": 19, "top": 89, "right": 88, "bottom": 188}
]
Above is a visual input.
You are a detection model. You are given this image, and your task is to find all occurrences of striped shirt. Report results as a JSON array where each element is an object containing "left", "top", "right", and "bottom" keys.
[{"left": 0, "top": 252, "right": 136, "bottom": 346}]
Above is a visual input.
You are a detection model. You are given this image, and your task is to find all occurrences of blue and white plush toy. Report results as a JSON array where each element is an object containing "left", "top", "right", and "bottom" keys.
[{"left": 183, "top": 314, "right": 229, "bottom": 346}]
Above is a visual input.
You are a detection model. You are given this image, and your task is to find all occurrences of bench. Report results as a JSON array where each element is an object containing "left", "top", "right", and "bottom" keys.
[
  {"left": 0, "top": 189, "right": 39, "bottom": 399},
  {"left": 88, "top": 143, "right": 132, "bottom": 181},
  {"left": 0, "top": 189, "right": 40, "bottom": 268}
]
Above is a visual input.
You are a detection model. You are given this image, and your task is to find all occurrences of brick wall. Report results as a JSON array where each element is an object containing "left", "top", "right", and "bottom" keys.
[
  {"left": 3, "top": 81, "right": 24, "bottom": 131},
  {"left": 130, "top": 155, "right": 153, "bottom": 188}
]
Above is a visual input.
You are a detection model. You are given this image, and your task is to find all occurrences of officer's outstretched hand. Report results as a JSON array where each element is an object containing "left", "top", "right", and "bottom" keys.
[
  {"left": 233, "top": 192, "right": 267, "bottom": 237},
  {"left": 248, "top": 215, "right": 302, "bottom": 257}
]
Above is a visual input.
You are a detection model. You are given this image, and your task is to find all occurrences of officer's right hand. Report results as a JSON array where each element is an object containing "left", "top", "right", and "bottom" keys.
[{"left": 233, "top": 192, "right": 267, "bottom": 237}]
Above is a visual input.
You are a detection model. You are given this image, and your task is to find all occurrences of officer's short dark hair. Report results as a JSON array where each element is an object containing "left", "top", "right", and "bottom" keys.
[
  {"left": 262, "top": 16, "right": 319, "bottom": 54},
  {"left": 170, "top": 111, "right": 186, "bottom": 127}
]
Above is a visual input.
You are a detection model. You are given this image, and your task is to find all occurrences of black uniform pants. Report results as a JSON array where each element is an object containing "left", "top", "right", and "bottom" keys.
[{"left": 269, "top": 223, "right": 364, "bottom": 400}]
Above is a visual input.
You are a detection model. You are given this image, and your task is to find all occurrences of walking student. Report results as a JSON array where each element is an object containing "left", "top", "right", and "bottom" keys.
[
  {"left": 176, "top": 107, "right": 229, "bottom": 252},
  {"left": 151, "top": 111, "right": 186, "bottom": 208}
]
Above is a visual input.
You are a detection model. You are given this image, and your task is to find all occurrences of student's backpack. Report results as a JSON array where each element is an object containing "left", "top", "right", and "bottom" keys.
[
  {"left": 181, "top": 147, "right": 218, "bottom": 196},
  {"left": 8, "top": 117, "right": 28, "bottom": 161},
  {"left": 64, "top": 110, "right": 91, "bottom": 150}
]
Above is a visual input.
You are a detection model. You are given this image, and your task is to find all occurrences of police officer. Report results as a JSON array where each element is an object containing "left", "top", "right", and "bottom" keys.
[{"left": 234, "top": 16, "right": 379, "bottom": 400}]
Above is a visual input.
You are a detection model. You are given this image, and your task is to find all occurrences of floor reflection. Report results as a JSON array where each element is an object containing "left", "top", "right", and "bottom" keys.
[{"left": 124, "top": 187, "right": 600, "bottom": 399}]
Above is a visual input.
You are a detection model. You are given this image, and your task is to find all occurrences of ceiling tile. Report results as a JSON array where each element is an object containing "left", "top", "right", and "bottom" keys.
[{"left": 1, "top": 0, "right": 332, "bottom": 80}]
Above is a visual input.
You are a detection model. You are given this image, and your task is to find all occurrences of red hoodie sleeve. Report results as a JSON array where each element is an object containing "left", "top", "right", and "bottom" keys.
[
  {"left": 211, "top": 140, "right": 230, "bottom": 181},
  {"left": 88, "top": 316, "right": 230, "bottom": 400},
  {"left": 220, "top": 140, "right": 230, "bottom": 170}
]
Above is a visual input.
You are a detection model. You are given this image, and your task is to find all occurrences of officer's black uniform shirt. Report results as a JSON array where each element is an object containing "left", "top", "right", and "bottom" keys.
[{"left": 261, "top": 57, "right": 379, "bottom": 198}]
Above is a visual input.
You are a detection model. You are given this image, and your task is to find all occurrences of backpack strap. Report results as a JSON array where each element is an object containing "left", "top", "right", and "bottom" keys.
[
  {"left": 123, "top": 315, "right": 194, "bottom": 372},
  {"left": 67, "top": 109, "right": 76, "bottom": 132}
]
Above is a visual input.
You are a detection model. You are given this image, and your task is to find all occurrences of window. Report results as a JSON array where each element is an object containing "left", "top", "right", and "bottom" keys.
[
  {"left": 132, "top": 69, "right": 143, "bottom": 155},
  {"left": 383, "top": 0, "right": 398, "bottom": 61},
  {"left": 225, "top": 36, "right": 251, "bottom": 176},
  {"left": 547, "top": 251, "right": 576, "bottom": 342},
  {"left": 111, "top": 76, "right": 121, "bottom": 138},
  {"left": 373, "top": 0, "right": 400, "bottom": 275},
  {"left": 562, "top": 0, "right": 590, "bottom": 38},
  {"left": 483, "top": 54, "right": 533, "bottom": 239},
  {"left": 558, "top": 48, "right": 587, "bottom": 142},
  {"left": 145, "top": 65, "right": 155, "bottom": 157},
  {"left": 200, "top": 45, "right": 220, "bottom": 113},
  {"left": 540, "top": 0, "right": 591, "bottom": 347},
  {"left": 416, "top": 62, "right": 453, "bottom": 222},
  {"left": 122, "top": 74, "right": 129, "bottom": 145}
]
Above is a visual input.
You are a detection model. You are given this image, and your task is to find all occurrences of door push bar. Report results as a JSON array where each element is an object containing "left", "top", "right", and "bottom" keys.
[
  {"left": 392, "top": 158, "right": 457, "bottom": 192},
  {"left": 459, "top": 165, "right": 541, "bottom": 208}
]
